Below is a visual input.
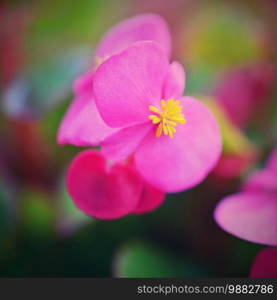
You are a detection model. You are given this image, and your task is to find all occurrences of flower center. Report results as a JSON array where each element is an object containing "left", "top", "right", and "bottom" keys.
[{"left": 148, "top": 98, "right": 186, "bottom": 138}]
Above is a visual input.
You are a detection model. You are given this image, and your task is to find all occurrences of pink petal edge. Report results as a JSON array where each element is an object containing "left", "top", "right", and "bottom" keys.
[
  {"left": 93, "top": 41, "right": 169, "bottom": 128},
  {"left": 57, "top": 94, "right": 116, "bottom": 147},
  {"left": 133, "top": 182, "right": 165, "bottom": 214},
  {"left": 95, "top": 13, "right": 171, "bottom": 60},
  {"left": 162, "top": 61, "right": 185, "bottom": 99},
  {"left": 66, "top": 150, "right": 143, "bottom": 220},
  {"left": 250, "top": 247, "right": 277, "bottom": 278},
  {"left": 214, "top": 192, "right": 277, "bottom": 246}
]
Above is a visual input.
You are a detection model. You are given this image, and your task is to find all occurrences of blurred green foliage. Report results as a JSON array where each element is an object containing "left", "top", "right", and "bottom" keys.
[
  {"left": 21, "top": 189, "right": 55, "bottom": 239},
  {"left": 184, "top": 5, "right": 264, "bottom": 72},
  {"left": 114, "top": 241, "right": 207, "bottom": 277}
]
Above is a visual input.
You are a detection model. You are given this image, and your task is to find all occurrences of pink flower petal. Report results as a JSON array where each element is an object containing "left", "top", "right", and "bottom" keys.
[
  {"left": 66, "top": 150, "right": 143, "bottom": 220},
  {"left": 73, "top": 70, "right": 94, "bottom": 95},
  {"left": 101, "top": 123, "right": 152, "bottom": 161},
  {"left": 214, "top": 192, "right": 277, "bottom": 246},
  {"left": 95, "top": 13, "right": 171, "bottom": 60},
  {"left": 162, "top": 61, "right": 185, "bottom": 99},
  {"left": 243, "top": 169, "right": 277, "bottom": 194},
  {"left": 135, "top": 97, "right": 222, "bottom": 192},
  {"left": 267, "top": 147, "right": 277, "bottom": 173},
  {"left": 250, "top": 248, "right": 277, "bottom": 278},
  {"left": 57, "top": 94, "right": 117, "bottom": 146},
  {"left": 93, "top": 41, "right": 169, "bottom": 128},
  {"left": 133, "top": 182, "right": 165, "bottom": 214}
]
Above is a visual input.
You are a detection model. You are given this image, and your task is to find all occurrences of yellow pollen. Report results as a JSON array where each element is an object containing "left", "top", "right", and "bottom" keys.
[{"left": 148, "top": 98, "right": 186, "bottom": 138}]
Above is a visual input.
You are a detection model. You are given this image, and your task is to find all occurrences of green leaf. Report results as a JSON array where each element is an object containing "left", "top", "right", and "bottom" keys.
[
  {"left": 114, "top": 241, "right": 207, "bottom": 278},
  {"left": 21, "top": 189, "right": 55, "bottom": 238},
  {"left": 185, "top": 5, "right": 263, "bottom": 71}
]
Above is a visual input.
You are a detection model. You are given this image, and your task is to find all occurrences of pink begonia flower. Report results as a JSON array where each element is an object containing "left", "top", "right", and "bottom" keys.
[
  {"left": 215, "top": 64, "right": 273, "bottom": 128},
  {"left": 214, "top": 148, "right": 277, "bottom": 246},
  {"left": 67, "top": 150, "right": 165, "bottom": 220},
  {"left": 57, "top": 14, "right": 171, "bottom": 146},
  {"left": 250, "top": 248, "right": 277, "bottom": 278},
  {"left": 93, "top": 41, "right": 221, "bottom": 192}
]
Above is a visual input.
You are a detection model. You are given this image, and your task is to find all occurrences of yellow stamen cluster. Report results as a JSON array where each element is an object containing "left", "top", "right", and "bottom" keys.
[{"left": 149, "top": 98, "right": 186, "bottom": 138}]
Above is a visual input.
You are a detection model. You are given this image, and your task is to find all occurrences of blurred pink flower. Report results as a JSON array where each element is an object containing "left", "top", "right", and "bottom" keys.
[
  {"left": 250, "top": 248, "right": 277, "bottom": 278},
  {"left": 57, "top": 13, "right": 171, "bottom": 146},
  {"left": 214, "top": 147, "right": 277, "bottom": 246},
  {"left": 212, "top": 151, "right": 257, "bottom": 181},
  {"left": 210, "top": 64, "right": 274, "bottom": 181},
  {"left": 215, "top": 64, "right": 274, "bottom": 128},
  {"left": 93, "top": 41, "right": 221, "bottom": 192},
  {"left": 66, "top": 150, "right": 164, "bottom": 220}
]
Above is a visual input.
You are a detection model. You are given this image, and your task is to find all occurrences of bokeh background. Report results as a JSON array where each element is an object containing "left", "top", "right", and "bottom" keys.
[{"left": 0, "top": 0, "right": 276, "bottom": 277}]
